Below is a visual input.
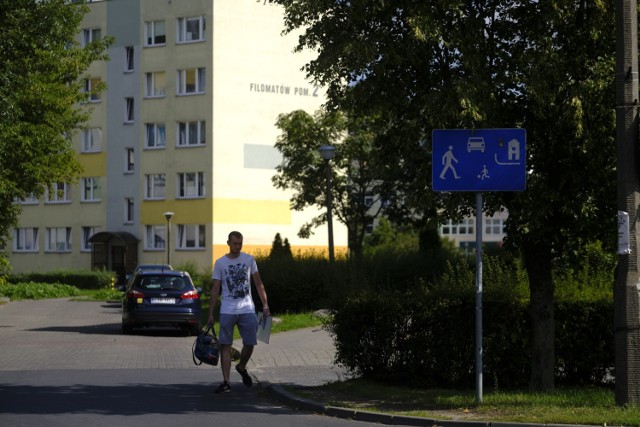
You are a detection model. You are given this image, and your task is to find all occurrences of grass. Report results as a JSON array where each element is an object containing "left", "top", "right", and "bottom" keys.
[{"left": 292, "top": 378, "right": 640, "bottom": 425}]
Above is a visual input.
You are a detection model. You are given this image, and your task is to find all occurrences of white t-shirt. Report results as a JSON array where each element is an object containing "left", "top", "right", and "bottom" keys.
[{"left": 212, "top": 252, "right": 258, "bottom": 315}]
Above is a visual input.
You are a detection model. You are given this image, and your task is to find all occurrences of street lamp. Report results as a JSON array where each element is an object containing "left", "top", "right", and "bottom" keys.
[
  {"left": 318, "top": 145, "right": 336, "bottom": 262},
  {"left": 163, "top": 211, "right": 174, "bottom": 266}
]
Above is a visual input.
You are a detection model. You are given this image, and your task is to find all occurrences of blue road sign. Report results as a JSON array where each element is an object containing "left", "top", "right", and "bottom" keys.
[{"left": 432, "top": 128, "right": 526, "bottom": 192}]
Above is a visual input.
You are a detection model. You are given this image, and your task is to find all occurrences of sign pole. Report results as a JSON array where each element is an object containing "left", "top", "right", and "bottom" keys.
[{"left": 475, "top": 192, "right": 483, "bottom": 403}]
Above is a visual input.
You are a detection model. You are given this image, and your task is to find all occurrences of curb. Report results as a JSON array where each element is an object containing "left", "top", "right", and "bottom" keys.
[{"left": 260, "top": 381, "right": 598, "bottom": 427}]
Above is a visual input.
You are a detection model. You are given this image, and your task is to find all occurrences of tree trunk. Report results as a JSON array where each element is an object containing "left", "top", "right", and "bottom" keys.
[{"left": 522, "top": 238, "right": 555, "bottom": 392}]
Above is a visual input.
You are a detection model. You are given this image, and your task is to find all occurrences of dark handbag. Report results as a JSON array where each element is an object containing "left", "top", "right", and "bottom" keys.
[{"left": 192, "top": 323, "right": 219, "bottom": 366}]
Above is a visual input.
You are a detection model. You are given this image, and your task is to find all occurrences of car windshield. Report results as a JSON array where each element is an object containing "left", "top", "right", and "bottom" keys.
[{"left": 137, "top": 276, "right": 187, "bottom": 290}]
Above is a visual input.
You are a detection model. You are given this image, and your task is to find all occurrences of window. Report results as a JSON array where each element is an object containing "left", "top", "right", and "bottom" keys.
[
  {"left": 82, "top": 28, "right": 101, "bottom": 46},
  {"left": 45, "top": 227, "right": 71, "bottom": 252},
  {"left": 145, "top": 20, "right": 166, "bottom": 46},
  {"left": 145, "top": 225, "right": 166, "bottom": 250},
  {"left": 125, "top": 148, "right": 135, "bottom": 173},
  {"left": 177, "top": 172, "right": 205, "bottom": 198},
  {"left": 84, "top": 77, "right": 102, "bottom": 102},
  {"left": 125, "top": 46, "right": 134, "bottom": 72},
  {"left": 13, "top": 228, "right": 38, "bottom": 252},
  {"left": 458, "top": 218, "right": 474, "bottom": 235},
  {"left": 81, "top": 226, "right": 99, "bottom": 252},
  {"left": 485, "top": 218, "right": 504, "bottom": 235},
  {"left": 145, "top": 123, "right": 166, "bottom": 148},
  {"left": 145, "top": 71, "right": 166, "bottom": 97},
  {"left": 82, "top": 128, "right": 102, "bottom": 152},
  {"left": 440, "top": 220, "right": 457, "bottom": 235},
  {"left": 145, "top": 174, "right": 165, "bottom": 199},
  {"left": 177, "top": 121, "right": 205, "bottom": 146},
  {"left": 177, "top": 68, "right": 205, "bottom": 95},
  {"left": 17, "top": 194, "right": 38, "bottom": 205},
  {"left": 177, "top": 224, "right": 205, "bottom": 249},
  {"left": 81, "top": 177, "right": 101, "bottom": 202},
  {"left": 125, "top": 198, "right": 134, "bottom": 224},
  {"left": 45, "top": 183, "right": 70, "bottom": 203},
  {"left": 177, "top": 16, "right": 205, "bottom": 42},
  {"left": 125, "top": 97, "right": 134, "bottom": 122}
]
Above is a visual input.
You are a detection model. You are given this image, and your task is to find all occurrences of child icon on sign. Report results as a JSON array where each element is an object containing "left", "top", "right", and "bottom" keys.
[
  {"left": 440, "top": 146, "right": 461, "bottom": 179},
  {"left": 477, "top": 165, "right": 490, "bottom": 180}
]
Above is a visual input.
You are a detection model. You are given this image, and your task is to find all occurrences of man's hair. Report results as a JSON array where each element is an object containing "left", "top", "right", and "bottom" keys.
[{"left": 228, "top": 231, "right": 243, "bottom": 241}]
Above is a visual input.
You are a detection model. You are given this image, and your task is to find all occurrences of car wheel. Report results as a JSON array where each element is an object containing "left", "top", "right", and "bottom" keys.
[
  {"left": 122, "top": 323, "right": 133, "bottom": 335},
  {"left": 190, "top": 325, "right": 200, "bottom": 336}
]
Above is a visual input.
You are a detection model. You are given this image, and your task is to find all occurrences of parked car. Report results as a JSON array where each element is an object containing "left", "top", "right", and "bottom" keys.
[
  {"left": 122, "top": 264, "right": 173, "bottom": 285},
  {"left": 120, "top": 270, "right": 201, "bottom": 335}
]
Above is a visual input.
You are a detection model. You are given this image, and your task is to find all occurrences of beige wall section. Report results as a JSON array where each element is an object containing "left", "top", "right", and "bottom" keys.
[{"left": 210, "top": 1, "right": 348, "bottom": 254}]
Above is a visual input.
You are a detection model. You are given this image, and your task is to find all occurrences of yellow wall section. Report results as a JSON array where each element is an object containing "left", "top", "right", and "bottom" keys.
[
  {"left": 214, "top": 199, "right": 291, "bottom": 224},
  {"left": 140, "top": 199, "right": 212, "bottom": 224},
  {"left": 78, "top": 153, "right": 107, "bottom": 176}
]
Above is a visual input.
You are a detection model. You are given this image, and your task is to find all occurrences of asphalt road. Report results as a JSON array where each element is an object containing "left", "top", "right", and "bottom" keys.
[{"left": 0, "top": 298, "right": 370, "bottom": 427}]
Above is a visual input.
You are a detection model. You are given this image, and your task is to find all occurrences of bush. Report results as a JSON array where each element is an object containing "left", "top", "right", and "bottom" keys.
[
  {"left": 7, "top": 269, "right": 114, "bottom": 290},
  {"left": 0, "top": 282, "right": 80, "bottom": 300}
]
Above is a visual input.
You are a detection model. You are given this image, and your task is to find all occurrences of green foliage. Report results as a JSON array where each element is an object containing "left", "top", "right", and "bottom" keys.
[
  {"left": 7, "top": 269, "right": 114, "bottom": 290},
  {"left": 270, "top": 233, "right": 293, "bottom": 259},
  {"left": 363, "top": 217, "right": 419, "bottom": 257},
  {"left": 0, "top": 282, "right": 80, "bottom": 300},
  {"left": 0, "top": 0, "right": 112, "bottom": 248},
  {"left": 174, "top": 260, "right": 210, "bottom": 290}
]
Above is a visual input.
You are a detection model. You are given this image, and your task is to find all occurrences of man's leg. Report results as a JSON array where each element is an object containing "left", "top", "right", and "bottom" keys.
[
  {"left": 219, "top": 344, "right": 232, "bottom": 382},
  {"left": 236, "top": 345, "right": 254, "bottom": 371}
]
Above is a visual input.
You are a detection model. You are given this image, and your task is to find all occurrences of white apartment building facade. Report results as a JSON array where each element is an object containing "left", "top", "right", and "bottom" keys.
[{"left": 8, "top": 0, "right": 347, "bottom": 277}]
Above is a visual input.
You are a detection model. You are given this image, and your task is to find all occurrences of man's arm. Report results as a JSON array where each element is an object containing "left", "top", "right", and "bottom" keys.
[
  {"left": 208, "top": 278, "right": 221, "bottom": 325},
  {"left": 252, "top": 271, "right": 270, "bottom": 316}
]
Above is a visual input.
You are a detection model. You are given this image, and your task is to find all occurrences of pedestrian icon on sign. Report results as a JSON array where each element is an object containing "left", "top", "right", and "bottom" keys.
[{"left": 440, "top": 145, "right": 461, "bottom": 179}]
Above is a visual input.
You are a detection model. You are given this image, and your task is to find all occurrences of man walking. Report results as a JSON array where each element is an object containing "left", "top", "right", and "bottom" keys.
[{"left": 208, "top": 231, "right": 270, "bottom": 393}]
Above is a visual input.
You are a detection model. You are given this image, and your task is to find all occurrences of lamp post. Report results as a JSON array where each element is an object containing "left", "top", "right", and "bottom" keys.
[
  {"left": 163, "top": 211, "right": 174, "bottom": 266},
  {"left": 318, "top": 145, "right": 336, "bottom": 262}
]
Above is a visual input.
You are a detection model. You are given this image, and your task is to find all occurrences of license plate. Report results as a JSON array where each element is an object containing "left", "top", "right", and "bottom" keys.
[{"left": 150, "top": 298, "right": 176, "bottom": 304}]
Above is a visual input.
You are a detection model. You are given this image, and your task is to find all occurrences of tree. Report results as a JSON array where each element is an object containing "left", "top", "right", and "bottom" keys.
[
  {"left": 0, "top": 0, "right": 111, "bottom": 252},
  {"left": 269, "top": 0, "right": 616, "bottom": 391},
  {"left": 270, "top": 233, "right": 293, "bottom": 259},
  {"left": 273, "top": 108, "right": 391, "bottom": 258}
]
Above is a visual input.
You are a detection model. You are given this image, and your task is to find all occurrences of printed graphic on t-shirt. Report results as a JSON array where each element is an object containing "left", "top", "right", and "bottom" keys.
[{"left": 225, "top": 263, "right": 250, "bottom": 299}]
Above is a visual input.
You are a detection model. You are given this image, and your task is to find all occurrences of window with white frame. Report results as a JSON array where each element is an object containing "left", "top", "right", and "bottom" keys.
[
  {"left": 177, "top": 68, "right": 205, "bottom": 95},
  {"left": 145, "top": 20, "right": 166, "bottom": 46},
  {"left": 145, "top": 123, "right": 166, "bottom": 148},
  {"left": 440, "top": 219, "right": 474, "bottom": 235},
  {"left": 125, "top": 46, "right": 134, "bottom": 72},
  {"left": 125, "top": 198, "right": 134, "bottom": 224},
  {"left": 177, "top": 16, "right": 205, "bottom": 42},
  {"left": 81, "top": 226, "right": 99, "bottom": 252},
  {"left": 124, "top": 97, "right": 134, "bottom": 122},
  {"left": 84, "top": 77, "right": 102, "bottom": 102},
  {"left": 458, "top": 218, "right": 475, "bottom": 235},
  {"left": 45, "top": 183, "right": 70, "bottom": 204},
  {"left": 177, "top": 172, "right": 205, "bottom": 198},
  {"left": 13, "top": 228, "right": 38, "bottom": 252},
  {"left": 17, "top": 194, "right": 38, "bottom": 205},
  {"left": 485, "top": 218, "right": 504, "bottom": 235},
  {"left": 145, "top": 225, "right": 166, "bottom": 250},
  {"left": 45, "top": 227, "right": 71, "bottom": 252},
  {"left": 82, "top": 128, "right": 102, "bottom": 152},
  {"left": 177, "top": 224, "right": 205, "bottom": 249},
  {"left": 177, "top": 121, "right": 205, "bottom": 146},
  {"left": 145, "top": 174, "right": 165, "bottom": 199},
  {"left": 82, "top": 28, "right": 101, "bottom": 46},
  {"left": 145, "top": 71, "right": 166, "bottom": 97},
  {"left": 81, "top": 177, "right": 101, "bottom": 202},
  {"left": 125, "top": 148, "right": 134, "bottom": 173}
]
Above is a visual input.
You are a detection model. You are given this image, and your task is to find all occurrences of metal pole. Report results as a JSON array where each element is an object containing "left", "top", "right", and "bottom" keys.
[
  {"left": 615, "top": 0, "right": 640, "bottom": 406},
  {"left": 325, "top": 159, "right": 335, "bottom": 262},
  {"left": 475, "top": 192, "right": 483, "bottom": 403},
  {"left": 166, "top": 217, "right": 171, "bottom": 266}
]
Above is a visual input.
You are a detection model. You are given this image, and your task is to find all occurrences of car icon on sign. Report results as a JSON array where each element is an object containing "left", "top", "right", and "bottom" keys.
[{"left": 467, "top": 137, "right": 485, "bottom": 153}]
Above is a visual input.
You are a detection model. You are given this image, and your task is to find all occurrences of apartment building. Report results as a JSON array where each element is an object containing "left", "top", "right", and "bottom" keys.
[
  {"left": 438, "top": 211, "right": 509, "bottom": 252},
  {"left": 8, "top": 0, "right": 346, "bottom": 277}
]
